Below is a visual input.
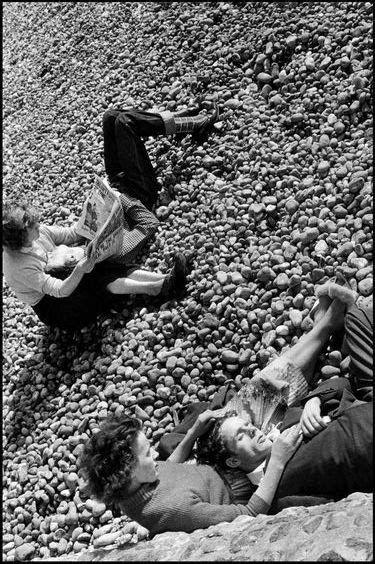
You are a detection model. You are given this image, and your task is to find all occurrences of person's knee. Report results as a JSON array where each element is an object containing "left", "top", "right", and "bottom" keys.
[
  {"left": 102, "top": 109, "right": 120, "bottom": 128},
  {"left": 115, "top": 112, "right": 136, "bottom": 131}
]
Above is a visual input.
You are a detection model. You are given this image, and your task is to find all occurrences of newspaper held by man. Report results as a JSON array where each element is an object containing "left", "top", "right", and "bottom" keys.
[{"left": 76, "top": 176, "right": 124, "bottom": 263}]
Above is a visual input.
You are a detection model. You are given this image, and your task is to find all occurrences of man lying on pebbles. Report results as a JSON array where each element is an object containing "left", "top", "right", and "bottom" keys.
[
  {"left": 2, "top": 103, "right": 219, "bottom": 330},
  {"left": 79, "top": 283, "right": 372, "bottom": 535},
  {"left": 164, "top": 282, "right": 373, "bottom": 511}
]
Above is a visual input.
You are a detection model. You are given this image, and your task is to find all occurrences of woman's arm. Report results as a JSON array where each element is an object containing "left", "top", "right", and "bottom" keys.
[
  {"left": 167, "top": 411, "right": 220, "bottom": 463},
  {"left": 42, "top": 223, "right": 85, "bottom": 246},
  {"left": 41, "top": 256, "right": 96, "bottom": 298}
]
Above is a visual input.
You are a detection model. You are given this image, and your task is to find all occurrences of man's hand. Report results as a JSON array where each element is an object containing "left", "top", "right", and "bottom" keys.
[
  {"left": 300, "top": 397, "right": 328, "bottom": 438},
  {"left": 270, "top": 424, "right": 303, "bottom": 466},
  {"left": 190, "top": 410, "right": 221, "bottom": 439}
]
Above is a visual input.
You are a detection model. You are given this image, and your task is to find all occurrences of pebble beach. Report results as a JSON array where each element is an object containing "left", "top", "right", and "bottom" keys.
[{"left": 3, "top": 2, "right": 373, "bottom": 561}]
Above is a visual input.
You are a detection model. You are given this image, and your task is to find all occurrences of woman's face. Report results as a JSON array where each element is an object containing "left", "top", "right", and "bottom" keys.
[
  {"left": 220, "top": 416, "right": 273, "bottom": 472},
  {"left": 131, "top": 432, "right": 159, "bottom": 485}
]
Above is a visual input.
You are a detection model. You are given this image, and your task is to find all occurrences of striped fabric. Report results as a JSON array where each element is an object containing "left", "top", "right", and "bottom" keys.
[
  {"left": 174, "top": 116, "right": 192, "bottom": 133},
  {"left": 158, "top": 111, "right": 176, "bottom": 135},
  {"left": 108, "top": 192, "right": 160, "bottom": 265}
]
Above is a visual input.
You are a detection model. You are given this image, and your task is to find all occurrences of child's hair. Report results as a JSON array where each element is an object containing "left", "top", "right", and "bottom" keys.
[{"left": 3, "top": 200, "right": 40, "bottom": 250}]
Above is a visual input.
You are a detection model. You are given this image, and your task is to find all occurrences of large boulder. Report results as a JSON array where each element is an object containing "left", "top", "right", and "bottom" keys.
[{"left": 41, "top": 493, "right": 372, "bottom": 562}]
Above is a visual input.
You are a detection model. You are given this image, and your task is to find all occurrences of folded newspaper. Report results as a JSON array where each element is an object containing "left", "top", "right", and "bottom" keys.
[
  {"left": 225, "top": 379, "right": 289, "bottom": 435},
  {"left": 76, "top": 176, "right": 124, "bottom": 262}
]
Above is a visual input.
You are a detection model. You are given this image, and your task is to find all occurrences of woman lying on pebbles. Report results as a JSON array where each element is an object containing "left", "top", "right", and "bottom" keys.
[
  {"left": 79, "top": 283, "right": 372, "bottom": 536},
  {"left": 79, "top": 402, "right": 302, "bottom": 537},
  {"left": 2, "top": 103, "right": 219, "bottom": 330}
]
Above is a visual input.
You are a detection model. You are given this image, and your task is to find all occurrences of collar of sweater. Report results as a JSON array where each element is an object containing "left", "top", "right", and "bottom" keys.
[{"left": 124, "top": 480, "right": 159, "bottom": 506}]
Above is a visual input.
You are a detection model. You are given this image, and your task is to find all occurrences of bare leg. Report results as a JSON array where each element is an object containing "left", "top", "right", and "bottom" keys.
[
  {"left": 106, "top": 275, "right": 165, "bottom": 296},
  {"left": 127, "top": 269, "right": 165, "bottom": 282},
  {"left": 283, "top": 299, "right": 346, "bottom": 385}
]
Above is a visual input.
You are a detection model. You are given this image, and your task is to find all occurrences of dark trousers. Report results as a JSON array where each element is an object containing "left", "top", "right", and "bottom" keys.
[
  {"left": 275, "top": 400, "right": 373, "bottom": 499},
  {"left": 102, "top": 108, "right": 166, "bottom": 210},
  {"left": 344, "top": 303, "right": 373, "bottom": 401}
]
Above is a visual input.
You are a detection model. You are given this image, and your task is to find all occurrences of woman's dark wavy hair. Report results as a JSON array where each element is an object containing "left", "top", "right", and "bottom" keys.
[
  {"left": 196, "top": 410, "right": 237, "bottom": 469},
  {"left": 3, "top": 200, "right": 41, "bottom": 250},
  {"left": 79, "top": 415, "right": 142, "bottom": 507}
]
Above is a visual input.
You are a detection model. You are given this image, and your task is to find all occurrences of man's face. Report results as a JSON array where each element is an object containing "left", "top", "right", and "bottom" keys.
[
  {"left": 131, "top": 432, "right": 159, "bottom": 484},
  {"left": 220, "top": 416, "right": 273, "bottom": 472}
]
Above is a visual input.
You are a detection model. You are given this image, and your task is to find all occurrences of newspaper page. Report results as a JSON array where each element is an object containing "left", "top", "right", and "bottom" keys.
[
  {"left": 87, "top": 204, "right": 124, "bottom": 262},
  {"left": 76, "top": 176, "right": 124, "bottom": 262}
]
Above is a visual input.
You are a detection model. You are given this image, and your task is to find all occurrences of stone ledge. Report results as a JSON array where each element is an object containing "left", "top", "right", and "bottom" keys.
[{"left": 43, "top": 493, "right": 372, "bottom": 561}]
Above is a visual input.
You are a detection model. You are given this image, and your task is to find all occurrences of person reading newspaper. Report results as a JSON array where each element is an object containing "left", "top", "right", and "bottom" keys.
[{"left": 3, "top": 103, "right": 219, "bottom": 330}]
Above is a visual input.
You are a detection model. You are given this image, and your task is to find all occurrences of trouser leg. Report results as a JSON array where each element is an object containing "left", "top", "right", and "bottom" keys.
[
  {"left": 103, "top": 108, "right": 165, "bottom": 210},
  {"left": 102, "top": 106, "right": 218, "bottom": 208},
  {"left": 343, "top": 303, "right": 373, "bottom": 401}
]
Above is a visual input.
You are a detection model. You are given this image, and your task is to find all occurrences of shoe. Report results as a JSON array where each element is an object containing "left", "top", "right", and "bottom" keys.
[
  {"left": 191, "top": 104, "right": 220, "bottom": 143},
  {"left": 159, "top": 269, "right": 177, "bottom": 300}
]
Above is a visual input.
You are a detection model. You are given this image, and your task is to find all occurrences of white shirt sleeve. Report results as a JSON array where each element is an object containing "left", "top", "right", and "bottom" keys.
[
  {"left": 41, "top": 224, "right": 83, "bottom": 247},
  {"left": 22, "top": 263, "right": 65, "bottom": 298}
]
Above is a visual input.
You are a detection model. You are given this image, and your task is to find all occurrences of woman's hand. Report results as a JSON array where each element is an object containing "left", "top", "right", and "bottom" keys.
[
  {"left": 300, "top": 397, "right": 328, "bottom": 438},
  {"left": 190, "top": 410, "right": 221, "bottom": 439},
  {"left": 75, "top": 255, "right": 96, "bottom": 274},
  {"left": 270, "top": 424, "right": 303, "bottom": 466}
]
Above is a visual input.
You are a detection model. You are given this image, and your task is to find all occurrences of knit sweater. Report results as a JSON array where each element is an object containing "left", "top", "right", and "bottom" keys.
[{"left": 119, "top": 461, "right": 268, "bottom": 537}]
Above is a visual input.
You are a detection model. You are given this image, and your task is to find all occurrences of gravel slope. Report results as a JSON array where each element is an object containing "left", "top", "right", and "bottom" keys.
[{"left": 3, "top": 2, "right": 373, "bottom": 561}]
